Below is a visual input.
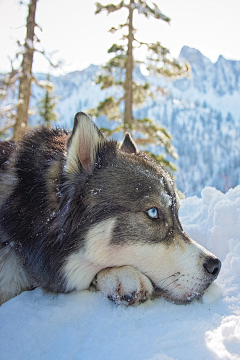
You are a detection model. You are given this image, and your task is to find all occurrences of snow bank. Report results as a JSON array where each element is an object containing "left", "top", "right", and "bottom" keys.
[
  {"left": 180, "top": 185, "right": 240, "bottom": 261},
  {"left": 0, "top": 186, "right": 239, "bottom": 360}
]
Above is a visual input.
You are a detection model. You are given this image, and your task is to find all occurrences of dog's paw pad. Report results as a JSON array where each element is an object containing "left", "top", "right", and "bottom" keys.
[
  {"left": 95, "top": 266, "right": 153, "bottom": 306},
  {"left": 121, "top": 293, "right": 136, "bottom": 303}
]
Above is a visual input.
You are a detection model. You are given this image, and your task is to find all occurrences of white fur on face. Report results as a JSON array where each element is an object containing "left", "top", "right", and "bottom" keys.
[
  {"left": 64, "top": 219, "right": 116, "bottom": 292},
  {"left": 64, "top": 218, "right": 214, "bottom": 302}
]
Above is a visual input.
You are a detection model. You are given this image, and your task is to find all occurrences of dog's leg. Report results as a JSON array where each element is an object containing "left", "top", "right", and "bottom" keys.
[{"left": 93, "top": 266, "right": 153, "bottom": 306}]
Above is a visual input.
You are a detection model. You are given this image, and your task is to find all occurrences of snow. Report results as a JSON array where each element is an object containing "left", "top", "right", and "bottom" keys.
[
  {"left": 37, "top": 80, "right": 54, "bottom": 91},
  {"left": 202, "top": 282, "right": 222, "bottom": 304},
  {"left": 0, "top": 186, "right": 240, "bottom": 360}
]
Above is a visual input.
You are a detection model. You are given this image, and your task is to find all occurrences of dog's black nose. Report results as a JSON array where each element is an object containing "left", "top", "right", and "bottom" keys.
[{"left": 203, "top": 257, "right": 221, "bottom": 277}]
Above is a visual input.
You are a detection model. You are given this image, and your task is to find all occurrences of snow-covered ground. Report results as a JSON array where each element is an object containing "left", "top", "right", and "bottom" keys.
[{"left": 0, "top": 186, "right": 240, "bottom": 360}]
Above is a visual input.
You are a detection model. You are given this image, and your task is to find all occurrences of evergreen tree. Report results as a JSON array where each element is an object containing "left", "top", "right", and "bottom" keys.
[
  {"left": 37, "top": 74, "right": 58, "bottom": 127},
  {"left": 14, "top": 0, "right": 38, "bottom": 140},
  {"left": 90, "top": 0, "right": 190, "bottom": 171},
  {"left": 0, "top": 0, "right": 60, "bottom": 140}
]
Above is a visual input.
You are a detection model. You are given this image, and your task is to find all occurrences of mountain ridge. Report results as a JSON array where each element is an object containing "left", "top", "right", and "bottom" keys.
[{"left": 30, "top": 46, "right": 240, "bottom": 196}]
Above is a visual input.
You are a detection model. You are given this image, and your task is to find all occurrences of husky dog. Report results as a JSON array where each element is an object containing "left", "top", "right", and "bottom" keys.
[{"left": 0, "top": 112, "right": 221, "bottom": 306}]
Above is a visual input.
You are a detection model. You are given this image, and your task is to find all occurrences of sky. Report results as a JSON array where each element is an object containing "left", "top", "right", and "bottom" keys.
[{"left": 0, "top": 0, "right": 240, "bottom": 74}]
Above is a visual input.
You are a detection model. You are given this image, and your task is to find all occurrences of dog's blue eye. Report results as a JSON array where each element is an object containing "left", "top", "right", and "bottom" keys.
[{"left": 147, "top": 208, "right": 158, "bottom": 219}]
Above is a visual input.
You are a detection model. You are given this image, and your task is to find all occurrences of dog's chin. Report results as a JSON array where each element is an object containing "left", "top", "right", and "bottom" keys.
[{"left": 152, "top": 286, "right": 205, "bottom": 305}]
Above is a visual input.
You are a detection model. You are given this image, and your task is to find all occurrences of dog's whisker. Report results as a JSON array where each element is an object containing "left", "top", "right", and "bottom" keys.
[
  {"left": 168, "top": 275, "right": 184, "bottom": 288},
  {"left": 162, "top": 278, "right": 180, "bottom": 290},
  {"left": 154, "top": 272, "right": 180, "bottom": 287},
  {"left": 168, "top": 284, "right": 180, "bottom": 295},
  {"left": 158, "top": 274, "right": 184, "bottom": 292},
  {"left": 157, "top": 278, "right": 179, "bottom": 292}
]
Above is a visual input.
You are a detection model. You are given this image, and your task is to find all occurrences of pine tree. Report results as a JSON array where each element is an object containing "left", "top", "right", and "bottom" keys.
[
  {"left": 37, "top": 74, "right": 58, "bottom": 127},
  {"left": 13, "top": 0, "right": 38, "bottom": 140},
  {"left": 90, "top": 0, "right": 190, "bottom": 171},
  {"left": 0, "top": 0, "right": 60, "bottom": 140}
]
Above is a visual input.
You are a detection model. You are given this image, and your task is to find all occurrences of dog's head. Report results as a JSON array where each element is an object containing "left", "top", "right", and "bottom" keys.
[{"left": 62, "top": 112, "right": 221, "bottom": 303}]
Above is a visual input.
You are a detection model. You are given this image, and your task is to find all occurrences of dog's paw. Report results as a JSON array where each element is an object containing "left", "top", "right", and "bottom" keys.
[{"left": 94, "top": 266, "right": 153, "bottom": 306}]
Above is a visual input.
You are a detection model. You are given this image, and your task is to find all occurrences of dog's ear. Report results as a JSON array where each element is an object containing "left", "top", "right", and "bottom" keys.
[
  {"left": 65, "top": 112, "right": 104, "bottom": 173},
  {"left": 120, "top": 132, "right": 138, "bottom": 154}
]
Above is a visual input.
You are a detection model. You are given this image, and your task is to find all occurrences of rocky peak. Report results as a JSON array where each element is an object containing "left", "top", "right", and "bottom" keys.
[{"left": 179, "top": 46, "right": 212, "bottom": 69}]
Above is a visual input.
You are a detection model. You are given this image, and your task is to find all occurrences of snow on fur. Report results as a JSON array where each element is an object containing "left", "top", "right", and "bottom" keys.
[{"left": 0, "top": 186, "right": 239, "bottom": 360}]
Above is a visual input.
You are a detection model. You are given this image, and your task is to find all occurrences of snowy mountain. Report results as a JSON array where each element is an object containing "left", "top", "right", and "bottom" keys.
[{"left": 31, "top": 46, "right": 240, "bottom": 196}]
